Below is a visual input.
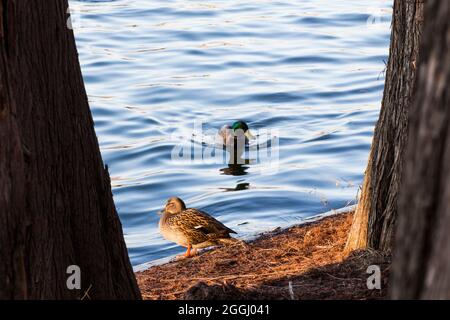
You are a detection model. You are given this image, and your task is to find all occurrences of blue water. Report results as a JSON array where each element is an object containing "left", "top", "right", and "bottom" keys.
[{"left": 70, "top": 0, "right": 392, "bottom": 266}]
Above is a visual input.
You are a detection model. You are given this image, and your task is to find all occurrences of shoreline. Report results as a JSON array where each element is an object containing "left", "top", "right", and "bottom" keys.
[
  {"left": 133, "top": 205, "right": 357, "bottom": 272},
  {"left": 136, "top": 209, "right": 390, "bottom": 300}
]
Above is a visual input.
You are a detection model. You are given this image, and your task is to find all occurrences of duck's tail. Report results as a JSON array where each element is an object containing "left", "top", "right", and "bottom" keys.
[{"left": 218, "top": 237, "right": 247, "bottom": 247}]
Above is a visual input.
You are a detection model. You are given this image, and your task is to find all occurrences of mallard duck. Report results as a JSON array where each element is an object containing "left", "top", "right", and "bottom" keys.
[
  {"left": 218, "top": 120, "right": 255, "bottom": 163},
  {"left": 218, "top": 120, "right": 255, "bottom": 147},
  {"left": 158, "top": 197, "right": 237, "bottom": 258}
]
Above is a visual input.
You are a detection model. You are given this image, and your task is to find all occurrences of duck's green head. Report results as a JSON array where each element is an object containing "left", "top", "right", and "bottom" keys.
[{"left": 231, "top": 120, "right": 255, "bottom": 140}]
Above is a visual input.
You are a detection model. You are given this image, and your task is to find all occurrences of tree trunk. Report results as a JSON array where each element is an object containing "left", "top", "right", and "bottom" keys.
[
  {"left": 391, "top": 0, "right": 450, "bottom": 299},
  {"left": 0, "top": 1, "right": 141, "bottom": 299},
  {"left": 344, "top": 0, "right": 424, "bottom": 254}
]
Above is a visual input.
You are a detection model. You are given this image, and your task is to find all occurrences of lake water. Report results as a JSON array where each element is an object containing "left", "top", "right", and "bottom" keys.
[{"left": 70, "top": 0, "right": 392, "bottom": 267}]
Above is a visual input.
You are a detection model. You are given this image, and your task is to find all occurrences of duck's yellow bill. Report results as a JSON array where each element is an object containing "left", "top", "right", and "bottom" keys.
[{"left": 245, "top": 130, "right": 255, "bottom": 140}]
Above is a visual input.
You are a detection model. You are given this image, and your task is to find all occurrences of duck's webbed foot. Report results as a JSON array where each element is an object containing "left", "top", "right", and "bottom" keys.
[{"left": 176, "top": 244, "right": 198, "bottom": 259}]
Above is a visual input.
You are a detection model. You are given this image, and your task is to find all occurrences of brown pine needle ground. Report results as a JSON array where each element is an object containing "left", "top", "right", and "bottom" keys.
[{"left": 136, "top": 212, "right": 390, "bottom": 300}]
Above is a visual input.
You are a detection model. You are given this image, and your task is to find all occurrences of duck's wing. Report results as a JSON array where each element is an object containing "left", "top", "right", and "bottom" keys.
[
  {"left": 219, "top": 125, "right": 231, "bottom": 134},
  {"left": 181, "top": 208, "right": 237, "bottom": 236},
  {"left": 218, "top": 125, "right": 231, "bottom": 145}
]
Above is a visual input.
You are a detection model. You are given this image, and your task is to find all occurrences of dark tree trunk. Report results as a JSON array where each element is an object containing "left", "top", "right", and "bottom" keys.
[
  {"left": 345, "top": 0, "right": 424, "bottom": 253},
  {"left": 0, "top": 1, "right": 141, "bottom": 299},
  {"left": 391, "top": 0, "right": 450, "bottom": 299}
]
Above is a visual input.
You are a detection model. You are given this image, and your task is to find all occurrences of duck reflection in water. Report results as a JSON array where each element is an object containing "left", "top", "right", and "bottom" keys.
[
  {"left": 219, "top": 182, "right": 250, "bottom": 192},
  {"left": 220, "top": 163, "right": 249, "bottom": 176}
]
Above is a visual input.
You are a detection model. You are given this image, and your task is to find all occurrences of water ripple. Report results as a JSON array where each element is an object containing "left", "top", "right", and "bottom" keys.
[{"left": 71, "top": 0, "right": 392, "bottom": 265}]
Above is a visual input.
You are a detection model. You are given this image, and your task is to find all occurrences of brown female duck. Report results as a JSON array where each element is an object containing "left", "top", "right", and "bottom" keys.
[{"left": 159, "top": 197, "right": 237, "bottom": 258}]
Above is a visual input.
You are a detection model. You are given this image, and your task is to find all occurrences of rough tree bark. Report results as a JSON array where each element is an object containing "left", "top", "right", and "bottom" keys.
[
  {"left": 345, "top": 0, "right": 424, "bottom": 254},
  {"left": 0, "top": 1, "right": 141, "bottom": 299},
  {"left": 391, "top": 0, "right": 450, "bottom": 299}
]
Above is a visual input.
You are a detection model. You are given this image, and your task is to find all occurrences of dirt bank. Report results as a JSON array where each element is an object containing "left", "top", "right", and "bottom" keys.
[{"left": 136, "top": 211, "right": 390, "bottom": 299}]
